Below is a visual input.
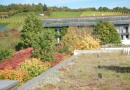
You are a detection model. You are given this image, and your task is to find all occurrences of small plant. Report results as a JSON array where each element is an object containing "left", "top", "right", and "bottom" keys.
[{"left": 19, "top": 58, "right": 51, "bottom": 77}]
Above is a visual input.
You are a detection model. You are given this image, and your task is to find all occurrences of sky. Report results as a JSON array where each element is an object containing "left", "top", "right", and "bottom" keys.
[{"left": 0, "top": 0, "right": 130, "bottom": 9}]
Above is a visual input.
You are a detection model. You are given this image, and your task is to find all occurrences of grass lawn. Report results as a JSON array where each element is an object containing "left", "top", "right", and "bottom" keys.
[
  {"left": 35, "top": 51, "right": 130, "bottom": 90},
  {"left": 80, "top": 11, "right": 123, "bottom": 16},
  {"left": 0, "top": 11, "right": 124, "bottom": 29},
  {"left": 50, "top": 12, "right": 82, "bottom": 18},
  {"left": 0, "top": 12, "right": 42, "bottom": 29}
]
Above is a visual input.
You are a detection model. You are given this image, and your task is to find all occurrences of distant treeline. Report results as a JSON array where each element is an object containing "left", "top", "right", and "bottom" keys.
[
  {"left": 50, "top": 6, "right": 130, "bottom": 13},
  {"left": 0, "top": 3, "right": 130, "bottom": 16},
  {"left": 0, "top": 3, "right": 48, "bottom": 17}
]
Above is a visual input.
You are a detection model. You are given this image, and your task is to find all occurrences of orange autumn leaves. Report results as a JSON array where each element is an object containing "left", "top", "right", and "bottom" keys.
[{"left": 0, "top": 66, "right": 30, "bottom": 84}]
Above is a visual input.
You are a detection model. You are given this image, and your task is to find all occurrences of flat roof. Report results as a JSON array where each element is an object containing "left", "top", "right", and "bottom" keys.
[{"left": 42, "top": 15, "right": 130, "bottom": 27}]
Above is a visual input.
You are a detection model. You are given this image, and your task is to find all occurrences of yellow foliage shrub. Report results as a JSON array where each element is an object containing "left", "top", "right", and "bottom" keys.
[
  {"left": 18, "top": 58, "right": 51, "bottom": 78},
  {"left": 61, "top": 27, "right": 100, "bottom": 54},
  {"left": 0, "top": 66, "right": 30, "bottom": 85},
  {"left": 0, "top": 58, "right": 51, "bottom": 85}
]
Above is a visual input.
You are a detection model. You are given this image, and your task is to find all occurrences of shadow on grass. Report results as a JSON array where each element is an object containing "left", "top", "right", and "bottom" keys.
[{"left": 98, "top": 65, "right": 130, "bottom": 73}]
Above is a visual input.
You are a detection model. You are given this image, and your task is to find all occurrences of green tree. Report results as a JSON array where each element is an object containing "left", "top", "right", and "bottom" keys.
[
  {"left": 17, "top": 14, "right": 42, "bottom": 49},
  {"left": 93, "top": 20, "right": 121, "bottom": 45},
  {"left": 98, "top": 7, "right": 110, "bottom": 12},
  {"left": 17, "top": 14, "right": 56, "bottom": 61},
  {"left": 32, "top": 28, "right": 56, "bottom": 61},
  {"left": 60, "top": 27, "right": 67, "bottom": 39},
  {"left": 43, "top": 4, "right": 48, "bottom": 11},
  {"left": 36, "top": 3, "right": 43, "bottom": 12}
]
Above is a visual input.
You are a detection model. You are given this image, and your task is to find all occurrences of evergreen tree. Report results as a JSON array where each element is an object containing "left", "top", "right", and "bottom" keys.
[
  {"left": 43, "top": 4, "right": 48, "bottom": 11},
  {"left": 17, "top": 14, "right": 42, "bottom": 49},
  {"left": 32, "top": 28, "right": 56, "bottom": 61},
  {"left": 17, "top": 14, "right": 56, "bottom": 61},
  {"left": 93, "top": 20, "right": 121, "bottom": 45}
]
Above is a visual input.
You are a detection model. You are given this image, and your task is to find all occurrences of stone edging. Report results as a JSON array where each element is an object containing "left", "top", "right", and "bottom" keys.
[
  {"left": 74, "top": 47, "right": 130, "bottom": 55},
  {"left": 0, "top": 80, "right": 19, "bottom": 90}
]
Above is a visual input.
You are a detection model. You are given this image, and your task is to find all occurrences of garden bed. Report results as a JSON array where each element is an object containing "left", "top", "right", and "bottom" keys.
[{"left": 33, "top": 51, "right": 130, "bottom": 90}]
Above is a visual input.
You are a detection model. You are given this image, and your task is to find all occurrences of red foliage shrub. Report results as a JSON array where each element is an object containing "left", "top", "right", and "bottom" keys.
[
  {"left": 0, "top": 48, "right": 33, "bottom": 70},
  {"left": 50, "top": 52, "right": 66, "bottom": 67},
  {"left": 54, "top": 52, "right": 65, "bottom": 61}
]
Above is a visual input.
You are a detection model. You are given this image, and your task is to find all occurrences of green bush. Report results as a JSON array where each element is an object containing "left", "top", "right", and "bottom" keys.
[
  {"left": 32, "top": 28, "right": 56, "bottom": 61},
  {"left": 93, "top": 20, "right": 121, "bottom": 45},
  {"left": 0, "top": 49, "right": 12, "bottom": 60}
]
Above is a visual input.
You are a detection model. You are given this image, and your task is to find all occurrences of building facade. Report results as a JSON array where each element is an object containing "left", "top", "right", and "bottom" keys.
[{"left": 42, "top": 15, "right": 130, "bottom": 41}]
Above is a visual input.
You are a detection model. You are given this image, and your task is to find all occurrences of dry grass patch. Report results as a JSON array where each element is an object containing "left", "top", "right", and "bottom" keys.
[{"left": 35, "top": 51, "right": 130, "bottom": 90}]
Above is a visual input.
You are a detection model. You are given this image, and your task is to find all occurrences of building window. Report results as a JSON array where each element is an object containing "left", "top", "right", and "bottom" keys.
[
  {"left": 126, "top": 35, "right": 129, "bottom": 39},
  {"left": 121, "top": 35, "right": 123, "bottom": 40},
  {"left": 123, "top": 26, "right": 128, "bottom": 33},
  {"left": 125, "top": 26, "right": 128, "bottom": 30},
  {"left": 55, "top": 28, "right": 61, "bottom": 33}
]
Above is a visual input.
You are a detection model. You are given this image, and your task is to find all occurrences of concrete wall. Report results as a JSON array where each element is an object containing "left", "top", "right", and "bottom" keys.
[
  {"left": 74, "top": 48, "right": 130, "bottom": 55},
  {"left": 0, "top": 80, "right": 19, "bottom": 90},
  {"left": 121, "top": 40, "right": 130, "bottom": 45}
]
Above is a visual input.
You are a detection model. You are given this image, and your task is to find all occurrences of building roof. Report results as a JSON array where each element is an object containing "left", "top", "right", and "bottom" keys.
[{"left": 42, "top": 15, "right": 130, "bottom": 27}]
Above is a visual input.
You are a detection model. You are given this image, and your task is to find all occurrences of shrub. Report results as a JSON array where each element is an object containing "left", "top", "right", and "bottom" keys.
[
  {"left": 61, "top": 27, "right": 100, "bottom": 54},
  {"left": 54, "top": 52, "right": 65, "bottom": 61},
  {"left": 32, "top": 28, "right": 56, "bottom": 61},
  {"left": 19, "top": 58, "right": 51, "bottom": 77},
  {"left": 0, "top": 49, "right": 12, "bottom": 60},
  {"left": 0, "top": 48, "right": 33, "bottom": 69},
  {"left": 0, "top": 66, "right": 30, "bottom": 84},
  {"left": 93, "top": 20, "right": 121, "bottom": 45},
  {"left": 50, "top": 52, "right": 67, "bottom": 67}
]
